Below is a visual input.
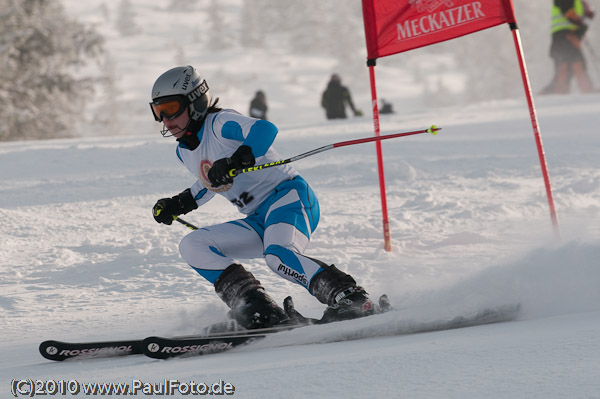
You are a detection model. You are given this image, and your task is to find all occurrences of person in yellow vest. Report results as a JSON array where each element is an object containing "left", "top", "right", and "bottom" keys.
[{"left": 540, "top": 0, "right": 596, "bottom": 94}]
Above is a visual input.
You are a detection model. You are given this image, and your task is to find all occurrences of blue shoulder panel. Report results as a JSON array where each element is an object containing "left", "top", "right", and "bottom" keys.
[
  {"left": 244, "top": 120, "right": 278, "bottom": 157},
  {"left": 221, "top": 121, "right": 244, "bottom": 141}
]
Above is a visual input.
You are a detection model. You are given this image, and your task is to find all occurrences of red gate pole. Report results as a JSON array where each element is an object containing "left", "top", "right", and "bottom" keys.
[
  {"left": 509, "top": 23, "right": 560, "bottom": 239},
  {"left": 367, "top": 59, "right": 392, "bottom": 251}
]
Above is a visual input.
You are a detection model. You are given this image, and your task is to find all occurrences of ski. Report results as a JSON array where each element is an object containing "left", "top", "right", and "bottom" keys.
[
  {"left": 38, "top": 296, "right": 315, "bottom": 362},
  {"left": 39, "top": 339, "right": 144, "bottom": 361},
  {"left": 385, "top": 303, "right": 521, "bottom": 336},
  {"left": 39, "top": 300, "right": 520, "bottom": 362},
  {"left": 140, "top": 294, "right": 389, "bottom": 359},
  {"left": 38, "top": 322, "right": 308, "bottom": 362},
  {"left": 141, "top": 303, "right": 520, "bottom": 360},
  {"left": 143, "top": 331, "right": 275, "bottom": 360}
]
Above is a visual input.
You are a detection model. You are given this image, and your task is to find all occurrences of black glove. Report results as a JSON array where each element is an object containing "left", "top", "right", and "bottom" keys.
[
  {"left": 207, "top": 145, "right": 255, "bottom": 187},
  {"left": 152, "top": 188, "right": 198, "bottom": 225}
]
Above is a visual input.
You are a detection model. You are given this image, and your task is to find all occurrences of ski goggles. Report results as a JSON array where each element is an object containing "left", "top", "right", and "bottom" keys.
[{"left": 149, "top": 96, "right": 187, "bottom": 122}]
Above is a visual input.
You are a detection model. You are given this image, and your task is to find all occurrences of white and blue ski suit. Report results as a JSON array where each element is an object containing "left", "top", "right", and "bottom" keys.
[{"left": 176, "top": 109, "right": 325, "bottom": 292}]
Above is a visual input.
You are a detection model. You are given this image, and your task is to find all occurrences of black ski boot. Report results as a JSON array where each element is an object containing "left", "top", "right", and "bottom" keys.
[
  {"left": 309, "top": 264, "right": 376, "bottom": 323},
  {"left": 319, "top": 286, "right": 375, "bottom": 323},
  {"left": 214, "top": 263, "right": 288, "bottom": 330}
]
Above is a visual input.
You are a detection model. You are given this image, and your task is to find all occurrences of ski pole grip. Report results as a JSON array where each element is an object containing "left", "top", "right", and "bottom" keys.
[{"left": 228, "top": 168, "right": 239, "bottom": 178}]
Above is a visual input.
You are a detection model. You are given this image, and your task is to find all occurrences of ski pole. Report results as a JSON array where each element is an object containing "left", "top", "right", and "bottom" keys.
[
  {"left": 175, "top": 216, "right": 198, "bottom": 230},
  {"left": 228, "top": 125, "right": 440, "bottom": 178}
]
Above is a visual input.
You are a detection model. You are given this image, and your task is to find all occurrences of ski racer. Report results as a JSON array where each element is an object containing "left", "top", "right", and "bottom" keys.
[{"left": 149, "top": 66, "right": 377, "bottom": 329}]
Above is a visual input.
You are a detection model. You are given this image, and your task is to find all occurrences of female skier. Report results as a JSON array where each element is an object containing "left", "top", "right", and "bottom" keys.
[{"left": 150, "top": 66, "right": 378, "bottom": 329}]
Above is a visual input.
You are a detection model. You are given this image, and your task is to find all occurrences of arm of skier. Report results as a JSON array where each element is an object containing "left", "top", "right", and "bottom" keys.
[
  {"left": 242, "top": 119, "right": 278, "bottom": 158},
  {"left": 152, "top": 186, "right": 214, "bottom": 225},
  {"left": 208, "top": 117, "right": 278, "bottom": 187}
]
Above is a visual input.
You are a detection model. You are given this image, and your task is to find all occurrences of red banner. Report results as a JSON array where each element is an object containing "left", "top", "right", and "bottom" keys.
[{"left": 362, "top": 0, "right": 516, "bottom": 59}]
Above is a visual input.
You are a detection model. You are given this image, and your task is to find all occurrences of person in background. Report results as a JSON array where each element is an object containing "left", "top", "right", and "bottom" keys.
[
  {"left": 540, "top": 0, "right": 596, "bottom": 94},
  {"left": 379, "top": 99, "right": 394, "bottom": 115},
  {"left": 249, "top": 90, "right": 268, "bottom": 120},
  {"left": 149, "top": 66, "right": 381, "bottom": 330},
  {"left": 321, "top": 74, "right": 362, "bottom": 120}
]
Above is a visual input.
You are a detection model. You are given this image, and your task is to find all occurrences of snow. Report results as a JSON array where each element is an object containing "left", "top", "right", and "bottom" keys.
[{"left": 2, "top": 1, "right": 600, "bottom": 398}]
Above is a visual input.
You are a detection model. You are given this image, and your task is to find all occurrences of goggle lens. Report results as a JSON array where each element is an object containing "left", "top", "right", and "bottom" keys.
[{"left": 150, "top": 98, "right": 185, "bottom": 122}]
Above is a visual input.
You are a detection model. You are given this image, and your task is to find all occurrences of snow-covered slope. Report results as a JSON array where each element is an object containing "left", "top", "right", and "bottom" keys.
[{"left": 2, "top": 93, "right": 600, "bottom": 398}]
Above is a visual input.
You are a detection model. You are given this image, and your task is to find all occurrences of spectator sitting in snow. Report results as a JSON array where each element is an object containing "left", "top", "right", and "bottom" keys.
[{"left": 380, "top": 99, "right": 394, "bottom": 115}]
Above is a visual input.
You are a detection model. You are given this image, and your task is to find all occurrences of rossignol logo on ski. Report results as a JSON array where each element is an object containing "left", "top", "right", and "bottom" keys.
[
  {"left": 45, "top": 346, "right": 58, "bottom": 355},
  {"left": 57, "top": 345, "right": 134, "bottom": 357},
  {"left": 151, "top": 341, "right": 234, "bottom": 354}
]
